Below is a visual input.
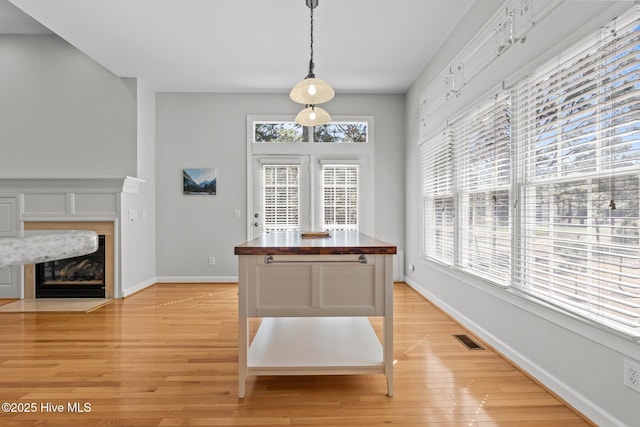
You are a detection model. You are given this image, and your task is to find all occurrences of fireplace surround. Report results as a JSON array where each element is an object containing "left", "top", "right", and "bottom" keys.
[{"left": 23, "top": 221, "right": 115, "bottom": 299}]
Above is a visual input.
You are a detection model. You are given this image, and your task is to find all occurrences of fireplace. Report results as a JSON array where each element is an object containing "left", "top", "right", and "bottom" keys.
[
  {"left": 35, "top": 235, "right": 106, "bottom": 298},
  {"left": 23, "top": 221, "right": 115, "bottom": 299}
]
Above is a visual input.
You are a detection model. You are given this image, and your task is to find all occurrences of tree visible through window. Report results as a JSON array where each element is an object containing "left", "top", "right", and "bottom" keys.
[
  {"left": 254, "top": 121, "right": 368, "bottom": 143},
  {"left": 254, "top": 122, "right": 305, "bottom": 143},
  {"left": 314, "top": 123, "right": 368, "bottom": 143}
]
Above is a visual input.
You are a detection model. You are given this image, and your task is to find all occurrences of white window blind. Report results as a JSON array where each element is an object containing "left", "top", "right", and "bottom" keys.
[
  {"left": 262, "top": 165, "right": 300, "bottom": 231},
  {"left": 453, "top": 91, "right": 512, "bottom": 285},
  {"left": 322, "top": 164, "right": 359, "bottom": 231},
  {"left": 420, "top": 130, "right": 455, "bottom": 264},
  {"left": 513, "top": 8, "right": 640, "bottom": 334}
]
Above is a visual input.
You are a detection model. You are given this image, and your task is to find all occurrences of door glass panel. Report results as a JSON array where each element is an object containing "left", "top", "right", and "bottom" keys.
[{"left": 262, "top": 165, "right": 300, "bottom": 231}]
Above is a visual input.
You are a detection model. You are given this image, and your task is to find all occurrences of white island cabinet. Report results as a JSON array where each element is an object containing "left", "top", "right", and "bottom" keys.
[{"left": 235, "top": 231, "right": 396, "bottom": 398}]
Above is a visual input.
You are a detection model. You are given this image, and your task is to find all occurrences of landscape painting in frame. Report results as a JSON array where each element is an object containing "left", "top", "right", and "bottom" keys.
[{"left": 183, "top": 168, "right": 217, "bottom": 195}]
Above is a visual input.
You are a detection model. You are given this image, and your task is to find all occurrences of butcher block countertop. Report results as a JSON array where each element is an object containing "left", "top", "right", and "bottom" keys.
[{"left": 234, "top": 231, "right": 397, "bottom": 256}]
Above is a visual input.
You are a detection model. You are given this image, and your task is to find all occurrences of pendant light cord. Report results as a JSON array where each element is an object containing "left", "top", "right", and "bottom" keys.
[{"left": 307, "top": 4, "right": 315, "bottom": 78}]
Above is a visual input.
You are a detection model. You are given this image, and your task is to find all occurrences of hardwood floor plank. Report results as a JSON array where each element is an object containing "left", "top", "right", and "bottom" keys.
[{"left": 0, "top": 282, "right": 593, "bottom": 426}]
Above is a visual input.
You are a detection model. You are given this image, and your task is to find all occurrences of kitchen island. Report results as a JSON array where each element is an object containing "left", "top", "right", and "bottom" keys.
[{"left": 234, "top": 230, "right": 396, "bottom": 398}]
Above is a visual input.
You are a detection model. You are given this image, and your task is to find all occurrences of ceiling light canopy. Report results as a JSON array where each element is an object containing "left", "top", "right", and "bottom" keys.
[{"left": 291, "top": 0, "right": 334, "bottom": 126}]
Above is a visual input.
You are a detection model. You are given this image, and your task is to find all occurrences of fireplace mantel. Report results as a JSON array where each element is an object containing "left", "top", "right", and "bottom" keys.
[{"left": 0, "top": 176, "right": 143, "bottom": 195}]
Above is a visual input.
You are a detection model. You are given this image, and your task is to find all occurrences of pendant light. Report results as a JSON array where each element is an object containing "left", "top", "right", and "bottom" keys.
[
  {"left": 291, "top": 0, "right": 334, "bottom": 126},
  {"left": 295, "top": 105, "right": 331, "bottom": 127}
]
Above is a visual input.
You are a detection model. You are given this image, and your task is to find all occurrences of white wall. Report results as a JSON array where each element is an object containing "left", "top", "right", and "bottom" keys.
[
  {"left": 0, "top": 35, "right": 137, "bottom": 178},
  {"left": 155, "top": 93, "right": 404, "bottom": 281},
  {"left": 404, "top": 2, "right": 640, "bottom": 426}
]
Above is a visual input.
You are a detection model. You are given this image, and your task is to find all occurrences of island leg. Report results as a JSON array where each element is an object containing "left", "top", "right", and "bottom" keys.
[
  {"left": 238, "top": 256, "right": 249, "bottom": 398},
  {"left": 384, "top": 254, "right": 394, "bottom": 397}
]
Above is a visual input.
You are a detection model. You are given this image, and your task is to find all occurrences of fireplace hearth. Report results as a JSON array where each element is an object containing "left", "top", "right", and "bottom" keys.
[{"left": 35, "top": 235, "right": 106, "bottom": 298}]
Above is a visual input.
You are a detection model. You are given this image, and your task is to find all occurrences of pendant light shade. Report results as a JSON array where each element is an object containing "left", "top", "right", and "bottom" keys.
[
  {"left": 291, "top": 0, "right": 334, "bottom": 127},
  {"left": 295, "top": 105, "right": 331, "bottom": 127},
  {"left": 290, "top": 77, "right": 334, "bottom": 105}
]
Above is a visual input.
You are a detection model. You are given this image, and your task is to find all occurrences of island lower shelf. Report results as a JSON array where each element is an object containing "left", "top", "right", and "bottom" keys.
[{"left": 248, "top": 317, "right": 384, "bottom": 374}]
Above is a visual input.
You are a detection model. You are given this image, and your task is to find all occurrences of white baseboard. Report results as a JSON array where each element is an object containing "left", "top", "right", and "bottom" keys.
[
  {"left": 155, "top": 276, "right": 238, "bottom": 283},
  {"left": 121, "top": 277, "right": 156, "bottom": 298},
  {"left": 403, "top": 276, "right": 626, "bottom": 427}
]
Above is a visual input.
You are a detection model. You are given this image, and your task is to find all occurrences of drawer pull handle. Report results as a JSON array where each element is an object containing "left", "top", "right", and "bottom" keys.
[{"left": 264, "top": 254, "right": 368, "bottom": 264}]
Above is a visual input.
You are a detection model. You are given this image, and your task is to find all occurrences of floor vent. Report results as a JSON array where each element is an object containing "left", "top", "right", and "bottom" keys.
[{"left": 453, "top": 334, "right": 484, "bottom": 350}]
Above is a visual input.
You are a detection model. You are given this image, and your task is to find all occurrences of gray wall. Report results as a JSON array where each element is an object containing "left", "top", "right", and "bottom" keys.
[
  {"left": 0, "top": 34, "right": 156, "bottom": 296},
  {"left": 0, "top": 33, "right": 404, "bottom": 289},
  {"left": 120, "top": 79, "right": 157, "bottom": 296},
  {"left": 0, "top": 35, "right": 137, "bottom": 178},
  {"left": 155, "top": 93, "right": 405, "bottom": 280},
  {"left": 404, "top": 1, "right": 640, "bottom": 426}
]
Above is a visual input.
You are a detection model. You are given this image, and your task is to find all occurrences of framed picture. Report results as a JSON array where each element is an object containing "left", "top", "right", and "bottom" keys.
[{"left": 183, "top": 168, "right": 217, "bottom": 195}]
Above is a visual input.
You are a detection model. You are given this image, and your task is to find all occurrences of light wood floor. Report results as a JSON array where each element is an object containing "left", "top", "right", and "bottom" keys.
[{"left": 0, "top": 282, "right": 593, "bottom": 426}]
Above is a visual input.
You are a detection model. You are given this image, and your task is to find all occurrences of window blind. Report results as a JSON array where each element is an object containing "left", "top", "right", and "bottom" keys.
[
  {"left": 322, "top": 164, "right": 359, "bottom": 231},
  {"left": 420, "top": 130, "right": 455, "bottom": 264},
  {"left": 452, "top": 91, "right": 512, "bottom": 285},
  {"left": 262, "top": 165, "right": 300, "bottom": 231},
  {"left": 513, "top": 7, "right": 640, "bottom": 334}
]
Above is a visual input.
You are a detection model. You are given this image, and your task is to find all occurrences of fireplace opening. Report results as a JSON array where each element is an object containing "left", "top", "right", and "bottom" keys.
[{"left": 35, "top": 235, "right": 106, "bottom": 298}]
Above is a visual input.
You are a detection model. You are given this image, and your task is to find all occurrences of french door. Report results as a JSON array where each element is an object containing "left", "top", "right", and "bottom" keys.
[
  {"left": 251, "top": 155, "right": 310, "bottom": 236},
  {"left": 246, "top": 115, "right": 374, "bottom": 240}
]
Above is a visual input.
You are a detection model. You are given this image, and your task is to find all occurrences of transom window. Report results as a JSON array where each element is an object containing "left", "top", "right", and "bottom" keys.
[
  {"left": 253, "top": 121, "right": 368, "bottom": 143},
  {"left": 254, "top": 121, "right": 305, "bottom": 143}
]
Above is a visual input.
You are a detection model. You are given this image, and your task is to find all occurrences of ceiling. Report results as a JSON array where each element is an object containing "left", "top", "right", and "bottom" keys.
[{"left": 1, "top": 0, "right": 476, "bottom": 94}]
